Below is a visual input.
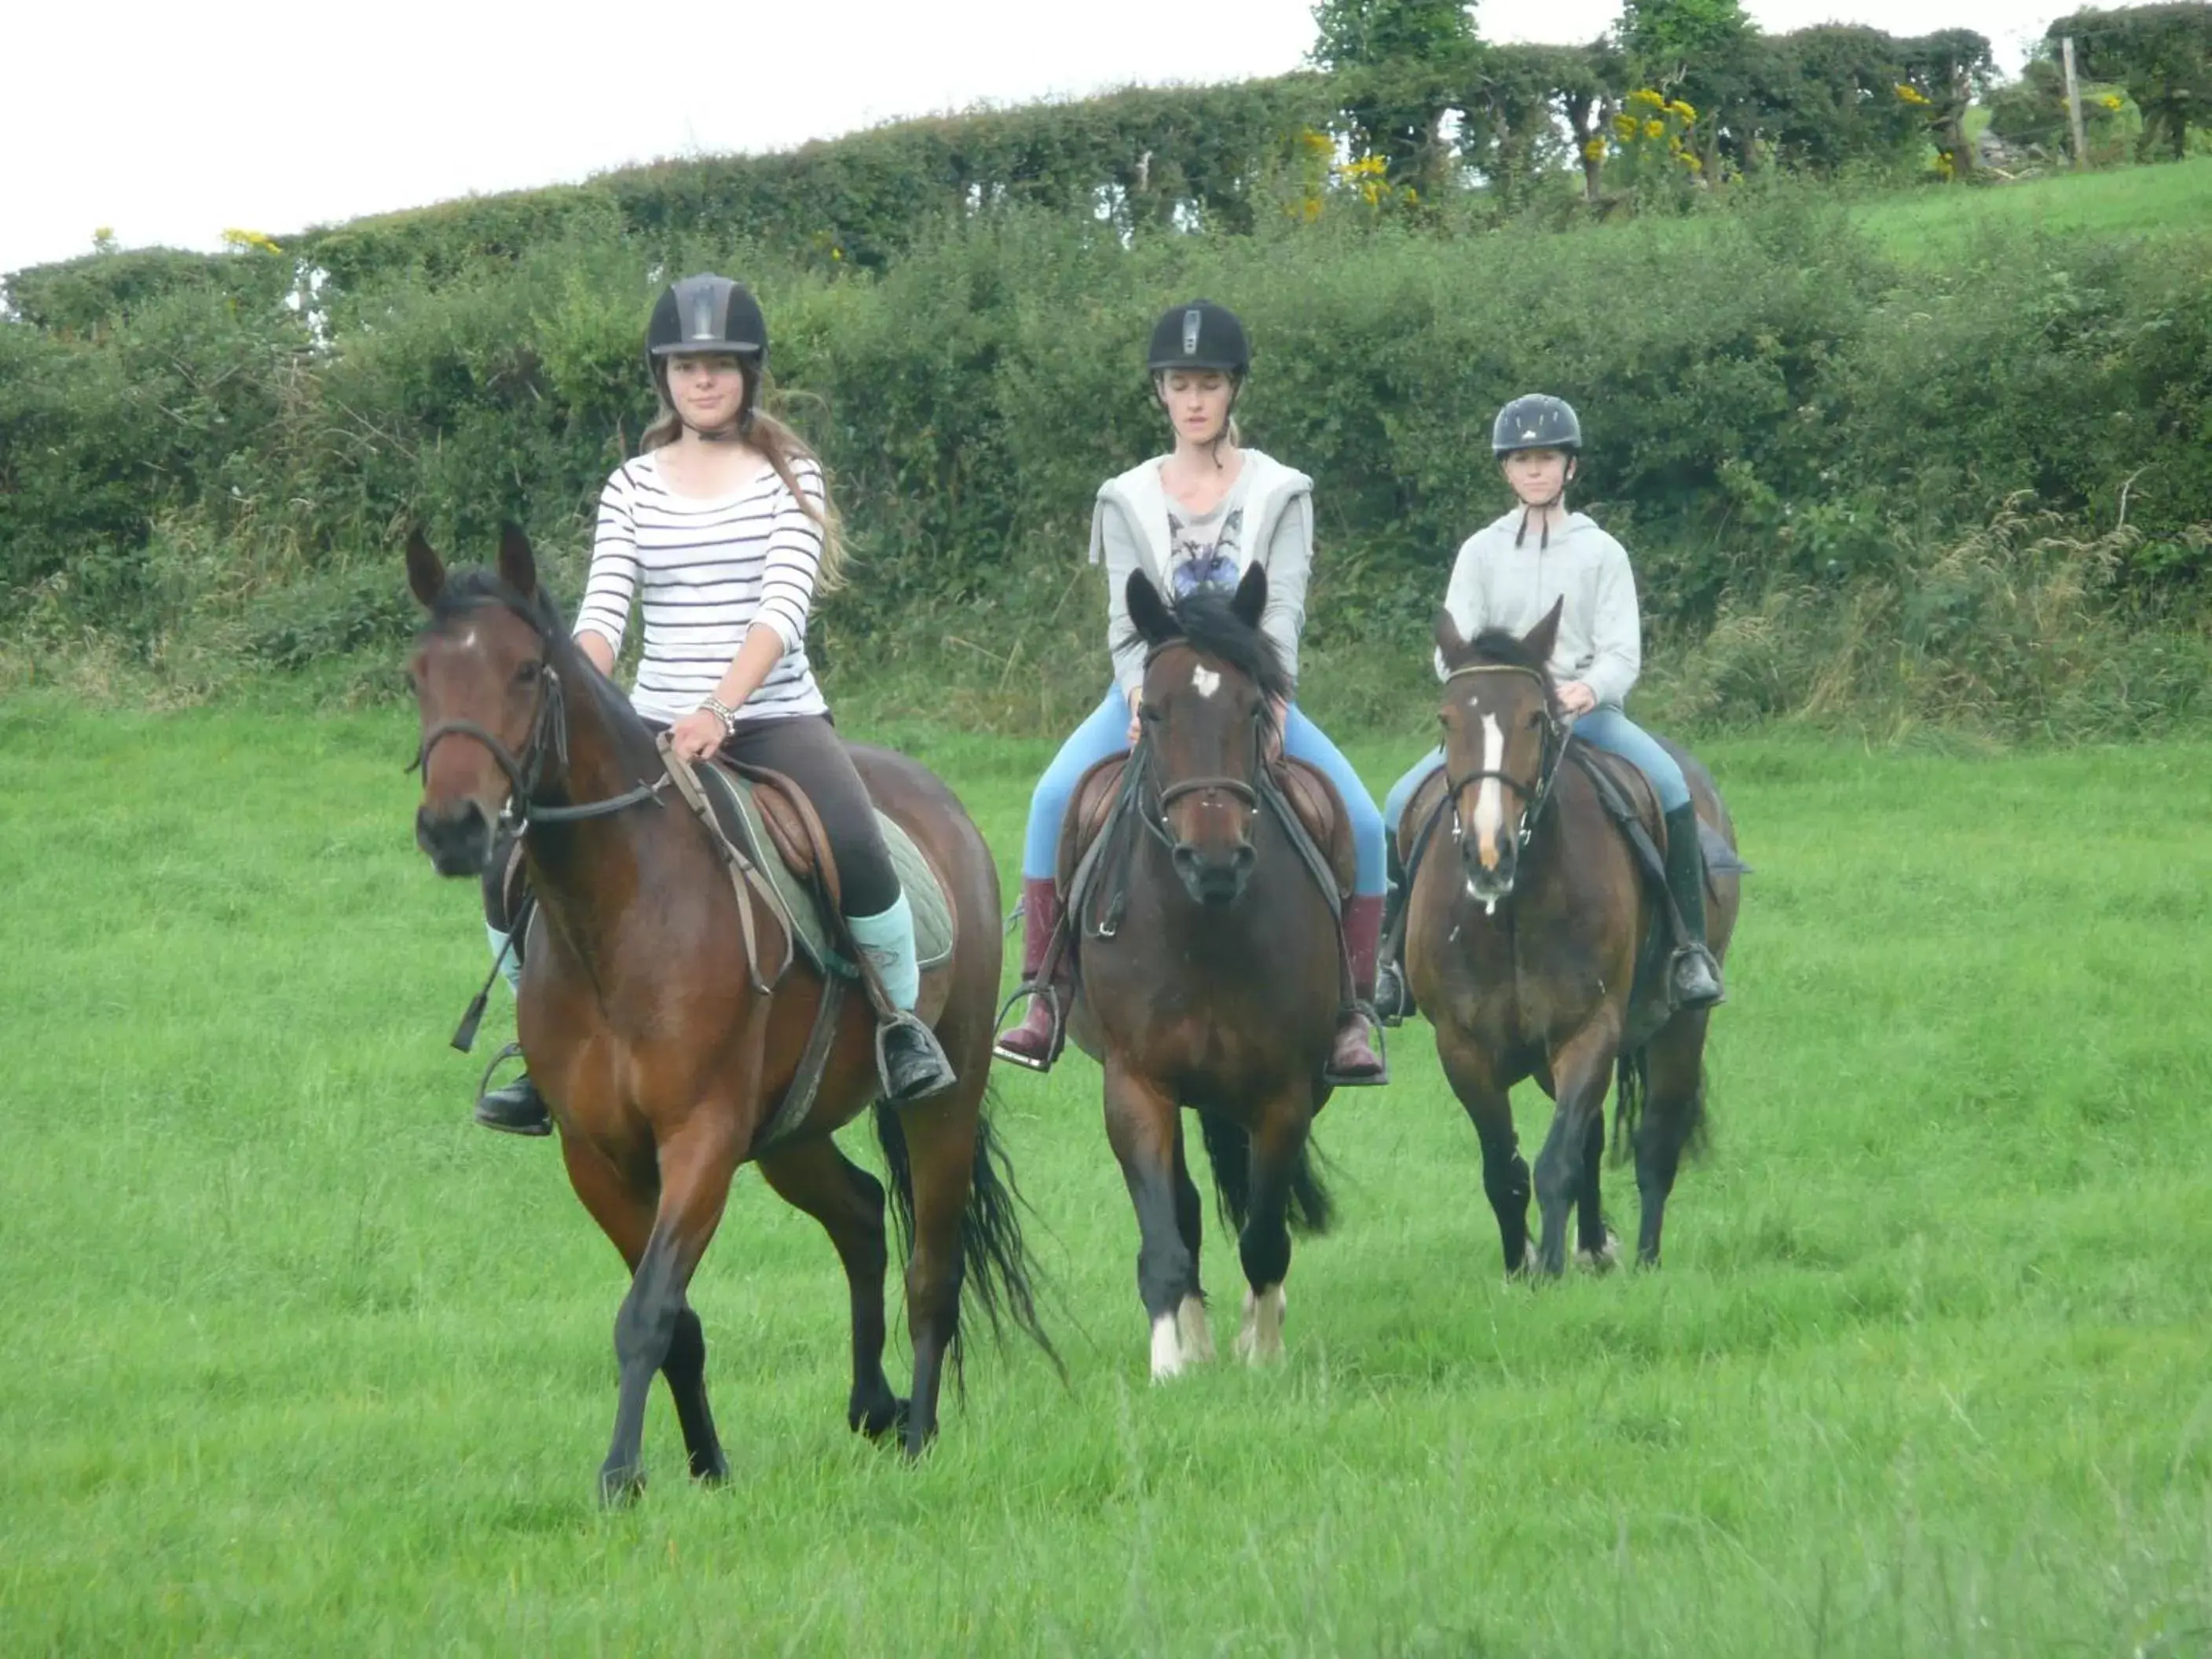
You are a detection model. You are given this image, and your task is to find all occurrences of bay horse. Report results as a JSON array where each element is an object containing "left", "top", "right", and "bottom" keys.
[
  {"left": 403, "top": 526, "right": 1053, "bottom": 1500},
  {"left": 1060, "top": 564, "right": 1341, "bottom": 1379},
  {"left": 1402, "top": 600, "right": 1740, "bottom": 1276}
]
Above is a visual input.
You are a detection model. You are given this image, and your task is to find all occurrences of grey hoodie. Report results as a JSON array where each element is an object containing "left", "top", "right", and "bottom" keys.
[
  {"left": 1435, "top": 509, "right": 1643, "bottom": 709},
  {"left": 1090, "top": 449, "right": 1315, "bottom": 697}
]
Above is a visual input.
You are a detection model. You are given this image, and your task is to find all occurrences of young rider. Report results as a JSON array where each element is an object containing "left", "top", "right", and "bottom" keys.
[
  {"left": 992, "top": 298, "right": 1390, "bottom": 1086},
  {"left": 472, "top": 273, "right": 956, "bottom": 1133},
  {"left": 1372, "top": 393, "right": 1726, "bottom": 1020}
]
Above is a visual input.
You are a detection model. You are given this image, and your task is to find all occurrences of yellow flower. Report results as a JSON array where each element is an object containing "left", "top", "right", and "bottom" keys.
[
  {"left": 2100, "top": 93, "right": 2123, "bottom": 110},
  {"left": 1894, "top": 82, "right": 1931, "bottom": 106},
  {"left": 1613, "top": 112, "right": 1639, "bottom": 138},
  {"left": 1668, "top": 99, "right": 1697, "bottom": 122},
  {"left": 1644, "top": 119, "right": 1666, "bottom": 140},
  {"left": 221, "top": 227, "right": 284, "bottom": 255},
  {"left": 1583, "top": 137, "right": 1609, "bottom": 163},
  {"left": 1630, "top": 87, "right": 1666, "bottom": 109}
]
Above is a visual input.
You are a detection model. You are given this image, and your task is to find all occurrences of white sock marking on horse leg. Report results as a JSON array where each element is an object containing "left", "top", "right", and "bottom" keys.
[
  {"left": 1577, "top": 1232, "right": 1622, "bottom": 1272},
  {"left": 1191, "top": 665, "right": 1221, "bottom": 701},
  {"left": 1149, "top": 1312, "right": 1185, "bottom": 1381},
  {"left": 1175, "top": 1293, "right": 1214, "bottom": 1362},
  {"left": 1235, "top": 1284, "right": 1287, "bottom": 1364}
]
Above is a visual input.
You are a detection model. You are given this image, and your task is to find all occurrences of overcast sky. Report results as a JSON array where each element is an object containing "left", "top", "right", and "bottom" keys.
[{"left": 2, "top": 0, "right": 2057, "bottom": 278}]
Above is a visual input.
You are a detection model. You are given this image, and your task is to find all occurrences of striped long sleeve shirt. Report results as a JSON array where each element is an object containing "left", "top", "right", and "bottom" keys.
[{"left": 574, "top": 452, "right": 830, "bottom": 724}]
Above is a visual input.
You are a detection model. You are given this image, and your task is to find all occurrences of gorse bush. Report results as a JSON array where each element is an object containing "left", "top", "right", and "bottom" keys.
[{"left": 2, "top": 192, "right": 2208, "bottom": 739}]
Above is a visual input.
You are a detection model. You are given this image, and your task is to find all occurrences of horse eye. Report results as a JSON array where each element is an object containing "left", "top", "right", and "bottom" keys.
[{"left": 515, "top": 660, "right": 542, "bottom": 685}]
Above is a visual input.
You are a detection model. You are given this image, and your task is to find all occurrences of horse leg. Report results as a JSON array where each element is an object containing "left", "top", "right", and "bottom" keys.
[
  {"left": 884, "top": 1091, "right": 979, "bottom": 1456},
  {"left": 559, "top": 1132, "right": 728, "bottom": 1484},
  {"left": 1230, "top": 1100, "right": 1313, "bottom": 1365},
  {"left": 1634, "top": 1013, "right": 1711, "bottom": 1268},
  {"left": 1436, "top": 1036, "right": 1531, "bottom": 1276},
  {"left": 1575, "top": 1109, "right": 1619, "bottom": 1271},
  {"left": 1170, "top": 1122, "right": 1214, "bottom": 1363},
  {"left": 1530, "top": 1022, "right": 1620, "bottom": 1279},
  {"left": 756, "top": 1137, "right": 904, "bottom": 1441},
  {"left": 598, "top": 1111, "right": 742, "bottom": 1505},
  {"left": 1104, "top": 1060, "right": 1198, "bottom": 1380}
]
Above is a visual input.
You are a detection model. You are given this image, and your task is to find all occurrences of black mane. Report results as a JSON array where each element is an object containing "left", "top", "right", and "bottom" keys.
[
  {"left": 428, "top": 567, "right": 569, "bottom": 640},
  {"left": 1460, "top": 627, "right": 1562, "bottom": 719},
  {"left": 1123, "top": 588, "right": 1293, "bottom": 704}
]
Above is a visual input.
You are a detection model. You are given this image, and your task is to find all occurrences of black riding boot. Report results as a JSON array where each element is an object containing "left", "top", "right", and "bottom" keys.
[
  {"left": 878, "top": 1013, "right": 958, "bottom": 1103},
  {"left": 1661, "top": 804, "right": 1725, "bottom": 1009},
  {"left": 475, "top": 1043, "right": 552, "bottom": 1136},
  {"left": 1372, "top": 878, "right": 1414, "bottom": 1027}
]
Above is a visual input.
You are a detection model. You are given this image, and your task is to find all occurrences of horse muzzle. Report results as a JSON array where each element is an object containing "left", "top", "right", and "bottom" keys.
[
  {"left": 1460, "top": 835, "right": 1518, "bottom": 906},
  {"left": 1173, "top": 839, "right": 1254, "bottom": 907},
  {"left": 416, "top": 798, "right": 496, "bottom": 877}
]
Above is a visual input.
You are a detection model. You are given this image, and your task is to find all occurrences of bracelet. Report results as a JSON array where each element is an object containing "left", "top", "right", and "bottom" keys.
[{"left": 699, "top": 696, "right": 740, "bottom": 735}]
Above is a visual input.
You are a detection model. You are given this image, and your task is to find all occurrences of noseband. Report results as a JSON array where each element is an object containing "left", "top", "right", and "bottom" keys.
[
  {"left": 1441, "top": 662, "right": 1567, "bottom": 852},
  {"left": 410, "top": 606, "right": 667, "bottom": 830}
]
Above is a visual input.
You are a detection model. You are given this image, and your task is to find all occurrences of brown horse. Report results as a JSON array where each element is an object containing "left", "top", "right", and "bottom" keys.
[
  {"left": 404, "top": 526, "right": 1053, "bottom": 1500},
  {"left": 1061, "top": 565, "right": 1340, "bottom": 1378},
  {"left": 1402, "top": 601, "right": 1740, "bottom": 1276}
]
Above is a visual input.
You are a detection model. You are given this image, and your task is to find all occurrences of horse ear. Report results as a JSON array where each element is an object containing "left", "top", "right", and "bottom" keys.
[
  {"left": 1522, "top": 596, "right": 1565, "bottom": 668},
  {"left": 1126, "top": 569, "right": 1174, "bottom": 646},
  {"left": 1231, "top": 560, "right": 1268, "bottom": 628},
  {"left": 497, "top": 523, "right": 538, "bottom": 598},
  {"left": 405, "top": 529, "right": 445, "bottom": 610},
  {"left": 1434, "top": 606, "right": 1471, "bottom": 668}
]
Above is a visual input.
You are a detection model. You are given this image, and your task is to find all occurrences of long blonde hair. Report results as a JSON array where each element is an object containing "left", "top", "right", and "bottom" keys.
[{"left": 641, "top": 365, "right": 848, "bottom": 592}]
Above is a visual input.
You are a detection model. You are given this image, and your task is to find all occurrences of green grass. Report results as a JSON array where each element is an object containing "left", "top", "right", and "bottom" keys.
[
  {"left": 5, "top": 701, "right": 2212, "bottom": 1656},
  {"left": 1859, "top": 154, "right": 2212, "bottom": 259}
]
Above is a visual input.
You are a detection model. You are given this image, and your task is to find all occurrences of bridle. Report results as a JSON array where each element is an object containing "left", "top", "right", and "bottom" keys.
[
  {"left": 409, "top": 605, "right": 668, "bottom": 832},
  {"left": 1131, "top": 643, "right": 1265, "bottom": 855},
  {"left": 1439, "top": 661, "right": 1568, "bottom": 853}
]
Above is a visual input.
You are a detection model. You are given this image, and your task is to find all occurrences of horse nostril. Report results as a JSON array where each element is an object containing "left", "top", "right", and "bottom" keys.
[{"left": 1232, "top": 843, "right": 1256, "bottom": 875}]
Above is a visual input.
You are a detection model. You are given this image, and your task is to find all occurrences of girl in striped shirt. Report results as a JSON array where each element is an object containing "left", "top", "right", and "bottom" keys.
[{"left": 473, "top": 273, "right": 955, "bottom": 1133}]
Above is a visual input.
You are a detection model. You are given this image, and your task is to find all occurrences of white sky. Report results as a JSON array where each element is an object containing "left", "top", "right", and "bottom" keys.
[{"left": 2, "top": 0, "right": 2057, "bottom": 278}]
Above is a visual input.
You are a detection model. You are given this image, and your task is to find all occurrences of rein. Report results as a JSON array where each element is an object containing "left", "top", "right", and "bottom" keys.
[{"left": 410, "top": 642, "right": 669, "bottom": 833}]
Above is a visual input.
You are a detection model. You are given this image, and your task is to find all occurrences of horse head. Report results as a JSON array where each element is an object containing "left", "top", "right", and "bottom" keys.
[
  {"left": 404, "top": 526, "right": 565, "bottom": 877},
  {"left": 1433, "top": 598, "right": 1566, "bottom": 906},
  {"left": 1125, "top": 562, "right": 1284, "bottom": 907}
]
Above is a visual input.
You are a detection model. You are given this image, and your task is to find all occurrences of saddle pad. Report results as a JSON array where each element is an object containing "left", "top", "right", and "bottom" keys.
[{"left": 697, "top": 764, "right": 954, "bottom": 978}]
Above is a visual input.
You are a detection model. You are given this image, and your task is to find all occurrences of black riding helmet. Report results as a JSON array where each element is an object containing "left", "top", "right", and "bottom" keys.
[
  {"left": 1492, "top": 393, "right": 1582, "bottom": 456},
  {"left": 646, "top": 273, "right": 767, "bottom": 431},
  {"left": 1147, "top": 299, "right": 1251, "bottom": 377}
]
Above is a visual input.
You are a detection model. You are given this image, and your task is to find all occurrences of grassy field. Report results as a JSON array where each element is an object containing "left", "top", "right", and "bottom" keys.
[
  {"left": 4, "top": 700, "right": 2212, "bottom": 1656},
  {"left": 1857, "top": 154, "right": 2212, "bottom": 258}
]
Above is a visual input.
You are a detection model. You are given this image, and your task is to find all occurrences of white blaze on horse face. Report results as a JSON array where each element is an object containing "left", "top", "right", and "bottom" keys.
[
  {"left": 1150, "top": 1312, "right": 1185, "bottom": 1381},
  {"left": 1471, "top": 711, "right": 1507, "bottom": 869},
  {"left": 1191, "top": 665, "right": 1221, "bottom": 701}
]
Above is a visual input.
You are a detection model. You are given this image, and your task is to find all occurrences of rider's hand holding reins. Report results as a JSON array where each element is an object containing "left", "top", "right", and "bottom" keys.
[
  {"left": 1265, "top": 694, "right": 1289, "bottom": 761},
  {"left": 1557, "top": 680, "right": 1598, "bottom": 718},
  {"left": 1126, "top": 688, "right": 1143, "bottom": 747},
  {"left": 669, "top": 709, "right": 728, "bottom": 761}
]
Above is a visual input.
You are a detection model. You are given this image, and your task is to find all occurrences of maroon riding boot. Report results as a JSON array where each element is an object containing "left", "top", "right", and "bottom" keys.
[
  {"left": 992, "top": 877, "right": 1069, "bottom": 1071},
  {"left": 1325, "top": 892, "right": 1389, "bottom": 1086}
]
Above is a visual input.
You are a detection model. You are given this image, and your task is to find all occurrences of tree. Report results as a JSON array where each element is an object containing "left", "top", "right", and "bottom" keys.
[
  {"left": 1310, "top": 0, "right": 1481, "bottom": 190},
  {"left": 1614, "top": 0, "right": 1760, "bottom": 176},
  {"left": 1895, "top": 30, "right": 1998, "bottom": 178},
  {"left": 2050, "top": 3, "right": 2212, "bottom": 161}
]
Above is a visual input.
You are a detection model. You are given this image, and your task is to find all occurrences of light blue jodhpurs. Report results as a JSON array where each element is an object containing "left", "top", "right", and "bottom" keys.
[
  {"left": 1021, "top": 686, "right": 1386, "bottom": 895},
  {"left": 1382, "top": 705, "right": 1692, "bottom": 840}
]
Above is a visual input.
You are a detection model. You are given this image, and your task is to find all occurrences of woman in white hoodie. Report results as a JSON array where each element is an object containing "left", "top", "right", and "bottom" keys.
[
  {"left": 1374, "top": 394, "right": 1725, "bottom": 1018},
  {"left": 993, "top": 299, "right": 1390, "bottom": 1085}
]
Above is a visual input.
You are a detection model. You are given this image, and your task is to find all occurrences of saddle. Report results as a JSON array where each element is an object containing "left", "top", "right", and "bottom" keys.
[{"left": 1057, "top": 752, "right": 1355, "bottom": 921}]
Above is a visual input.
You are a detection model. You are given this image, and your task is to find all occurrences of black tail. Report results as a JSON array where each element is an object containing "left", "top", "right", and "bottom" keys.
[
  {"left": 1196, "top": 1110, "right": 1335, "bottom": 1236},
  {"left": 1610, "top": 1046, "right": 1712, "bottom": 1166},
  {"left": 873, "top": 1089, "right": 1064, "bottom": 1382}
]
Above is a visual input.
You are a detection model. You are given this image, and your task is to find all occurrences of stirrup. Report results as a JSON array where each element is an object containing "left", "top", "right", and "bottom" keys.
[
  {"left": 990, "top": 980, "right": 1065, "bottom": 1072},
  {"left": 1668, "top": 945, "right": 1727, "bottom": 1010},
  {"left": 877, "top": 1010, "right": 958, "bottom": 1103},
  {"left": 1321, "top": 1004, "right": 1390, "bottom": 1089}
]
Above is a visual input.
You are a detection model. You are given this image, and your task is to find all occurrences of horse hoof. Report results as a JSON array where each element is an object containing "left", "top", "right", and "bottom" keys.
[
  {"left": 1149, "top": 1313, "right": 1187, "bottom": 1382},
  {"left": 1575, "top": 1232, "right": 1621, "bottom": 1273},
  {"left": 598, "top": 1466, "right": 646, "bottom": 1507},
  {"left": 1233, "top": 1284, "right": 1286, "bottom": 1365},
  {"left": 850, "top": 1389, "right": 908, "bottom": 1441},
  {"left": 689, "top": 1451, "right": 731, "bottom": 1485},
  {"left": 1175, "top": 1294, "right": 1215, "bottom": 1364}
]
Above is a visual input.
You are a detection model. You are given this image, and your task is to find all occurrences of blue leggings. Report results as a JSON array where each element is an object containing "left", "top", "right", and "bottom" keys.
[
  {"left": 1382, "top": 706, "right": 1691, "bottom": 841},
  {"left": 1022, "top": 687, "right": 1386, "bottom": 896}
]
